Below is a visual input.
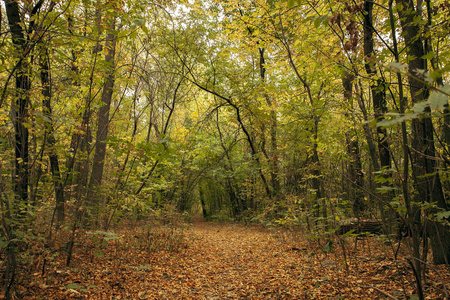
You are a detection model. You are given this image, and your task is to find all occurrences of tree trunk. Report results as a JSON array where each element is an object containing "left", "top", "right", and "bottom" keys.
[
  {"left": 87, "top": 18, "right": 117, "bottom": 215},
  {"left": 396, "top": 0, "right": 449, "bottom": 265},
  {"left": 39, "top": 47, "right": 65, "bottom": 223},
  {"left": 5, "top": 0, "right": 30, "bottom": 208},
  {"left": 355, "top": 80, "right": 379, "bottom": 171},
  {"left": 343, "top": 72, "right": 365, "bottom": 216},
  {"left": 363, "top": 0, "right": 391, "bottom": 171},
  {"left": 259, "top": 48, "right": 280, "bottom": 195},
  {"left": 363, "top": 0, "right": 396, "bottom": 230}
]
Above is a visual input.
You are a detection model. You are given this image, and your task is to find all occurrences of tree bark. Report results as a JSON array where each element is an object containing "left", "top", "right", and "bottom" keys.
[
  {"left": 259, "top": 48, "right": 280, "bottom": 195},
  {"left": 363, "top": 0, "right": 391, "bottom": 171},
  {"left": 396, "top": 0, "right": 449, "bottom": 265},
  {"left": 87, "top": 18, "right": 117, "bottom": 213},
  {"left": 343, "top": 72, "right": 365, "bottom": 216},
  {"left": 355, "top": 80, "right": 379, "bottom": 171},
  {"left": 5, "top": 0, "right": 30, "bottom": 207},
  {"left": 39, "top": 48, "right": 65, "bottom": 223}
]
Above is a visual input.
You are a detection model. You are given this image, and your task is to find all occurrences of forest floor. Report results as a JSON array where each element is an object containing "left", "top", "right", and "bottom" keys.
[{"left": 17, "top": 215, "right": 450, "bottom": 299}]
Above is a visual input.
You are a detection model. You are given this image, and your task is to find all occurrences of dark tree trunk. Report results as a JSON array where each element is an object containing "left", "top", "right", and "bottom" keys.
[
  {"left": 4, "top": 2, "right": 31, "bottom": 298},
  {"left": 343, "top": 72, "right": 365, "bottom": 216},
  {"left": 396, "top": 0, "right": 449, "bottom": 265},
  {"left": 259, "top": 48, "right": 280, "bottom": 195},
  {"left": 227, "top": 101, "right": 272, "bottom": 197},
  {"left": 39, "top": 48, "right": 65, "bottom": 223},
  {"left": 199, "top": 183, "right": 208, "bottom": 218},
  {"left": 363, "top": 0, "right": 390, "bottom": 171},
  {"left": 5, "top": 0, "right": 30, "bottom": 207}
]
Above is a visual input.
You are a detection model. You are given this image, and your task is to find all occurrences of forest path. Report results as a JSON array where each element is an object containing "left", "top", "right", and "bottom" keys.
[
  {"left": 24, "top": 217, "right": 441, "bottom": 299},
  {"left": 179, "top": 220, "right": 308, "bottom": 299}
]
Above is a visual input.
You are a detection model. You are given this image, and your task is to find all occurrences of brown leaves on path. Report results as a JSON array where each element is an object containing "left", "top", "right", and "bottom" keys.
[{"left": 20, "top": 218, "right": 449, "bottom": 299}]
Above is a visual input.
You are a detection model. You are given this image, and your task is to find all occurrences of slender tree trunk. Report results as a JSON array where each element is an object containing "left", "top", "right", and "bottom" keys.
[
  {"left": 281, "top": 33, "right": 325, "bottom": 216},
  {"left": 87, "top": 18, "right": 117, "bottom": 215},
  {"left": 259, "top": 48, "right": 280, "bottom": 195},
  {"left": 343, "top": 72, "right": 365, "bottom": 216},
  {"left": 355, "top": 80, "right": 379, "bottom": 171},
  {"left": 39, "top": 48, "right": 65, "bottom": 223},
  {"left": 363, "top": 0, "right": 391, "bottom": 171},
  {"left": 310, "top": 119, "right": 324, "bottom": 218},
  {"left": 199, "top": 182, "right": 208, "bottom": 218},
  {"left": 64, "top": 12, "right": 83, "bottom": 200},
  {"left": 216, "top": 109, "right": 245, "bottom": 215}
]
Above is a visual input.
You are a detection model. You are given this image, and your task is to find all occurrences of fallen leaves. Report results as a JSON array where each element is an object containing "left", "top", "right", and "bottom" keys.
[{"left": 16, "top": 219, "right": 450, "bottom": 299}]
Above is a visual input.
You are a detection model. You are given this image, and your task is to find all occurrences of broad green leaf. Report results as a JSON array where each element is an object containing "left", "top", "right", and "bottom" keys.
[
  {"left": 436, "top": 210, "right": 450, "bottom": 220},
  {"left": 422, "top": 51, "right": 435, "bottom": 60},
  {"left": 377, "top": 113, "right": 418, "bottom": 127},
  {"left": 389, "top": 62, "right": 407, "bottom": 72},
  {"left": 427, "top": 85, "right": 450, "bottom": 110},
  {"left": 413, "top": 101, "right": 428, "bottom": 113},
  {"left": 132, "top": 19, "right": 145, "bottom": 26}
]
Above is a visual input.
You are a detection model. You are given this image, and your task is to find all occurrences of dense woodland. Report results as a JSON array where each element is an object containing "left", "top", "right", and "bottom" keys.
[{"left": 1, "top": 0, "right": 450, "bottom": 298}]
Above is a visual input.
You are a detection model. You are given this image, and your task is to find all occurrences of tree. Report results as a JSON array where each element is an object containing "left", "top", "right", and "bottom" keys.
[
  {"left": 4, "top": 0, "right": 31, "bottom": 208},
  {"left": 87, "top": 14, "right": 117, "bottom": 220},
  {"left": 396, "top": 0, "right": 449, "bottom": 266}
]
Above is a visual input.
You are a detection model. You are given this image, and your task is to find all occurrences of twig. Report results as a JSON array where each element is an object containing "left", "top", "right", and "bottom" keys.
[
  {"left": 360, "top": 285, "right": 399, "bottom": 299},
  {"left": 407, "top": 258, "right": 425, "bottom": 300},
  {"left": 410, "top": 257, "right": 449, "bottom": 299}
]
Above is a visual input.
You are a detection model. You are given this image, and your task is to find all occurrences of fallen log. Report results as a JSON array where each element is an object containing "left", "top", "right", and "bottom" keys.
[{"left": 337, "top": 219, "right": 383, "bottom": 235}]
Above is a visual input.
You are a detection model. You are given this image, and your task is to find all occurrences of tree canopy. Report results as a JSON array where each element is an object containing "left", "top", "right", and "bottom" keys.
[{"left": 1, "top": 0, "right": 450, "bottom": 298}]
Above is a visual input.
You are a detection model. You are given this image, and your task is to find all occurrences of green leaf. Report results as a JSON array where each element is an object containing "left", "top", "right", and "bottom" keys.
[
  {"left": 141, "top": 24, "right": 149, "bottom": 35},
  {"left": 66, "top": 283, "right": 84, "bottom": 290},
  {"left": 132, "top": 19, "right": 145, "bottom": 26},
  {"left": 389, "top": 62, "right": 407, "bottom": 72},
  {"left": 413, "top": 101, "right": 429, "bottom": 113},
  {"left": 427, "top": 85, "right": 450, "bottom": 110},
  {"left": 377, "top": 113, "right": 418, "bottom": 127},
  {"left": 436, "top": 210, "right": 450, "bottom": 220},
  {"left": 342, "top": 229, "right": 356, "bottom": 236},
  {"left": 422, "top": 51, "right": 435, "bottom": 60},
  {"left": 313, "top": 16, "right": 327, "bottom": 28},
  {"left": 376, "top": 186, "right": 398, "bottom": 194},
  {"left": 322, "top": 240, "right": 334, "bottom": 252}
]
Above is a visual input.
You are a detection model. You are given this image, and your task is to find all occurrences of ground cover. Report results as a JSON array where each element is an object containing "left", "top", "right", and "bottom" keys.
[{"left": 15, "top": 217, "right": 449, "bottom": 299}]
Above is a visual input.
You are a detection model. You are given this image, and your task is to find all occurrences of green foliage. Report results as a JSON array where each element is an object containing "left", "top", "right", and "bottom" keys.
[{"left": 1, "top": 0, "right": 450, "bottom": 297}]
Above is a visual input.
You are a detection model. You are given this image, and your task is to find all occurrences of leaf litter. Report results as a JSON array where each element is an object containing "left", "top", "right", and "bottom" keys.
[{"left": 19, "top": 217, "right": 449, "bottom": 299}]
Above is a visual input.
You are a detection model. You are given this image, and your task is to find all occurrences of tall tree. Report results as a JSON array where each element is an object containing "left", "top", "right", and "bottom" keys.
[
  {"left": 39, "top": 46, "right": 65, "bottom": 223},
  {"left": 396, "top": 0, "right": 449, "bottom": 265},
  {"left": 363, "top": 0, "right": 391, "bottom": 171},
  {"left": 5, "top": 0, "right": 31, "bottom": 207},
  {"left": 87, "top": 16, "right": 117, "bottom": 217},
  {"left": 342, "top": 71, "right": 364, "bottom": 216}
]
